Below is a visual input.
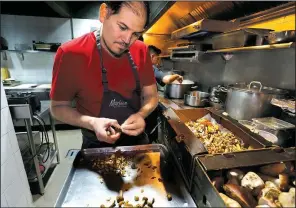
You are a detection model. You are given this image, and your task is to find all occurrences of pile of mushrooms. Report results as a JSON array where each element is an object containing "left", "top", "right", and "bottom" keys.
[{"left": 211, "top": 161, "right": 295, "bottom": 208}]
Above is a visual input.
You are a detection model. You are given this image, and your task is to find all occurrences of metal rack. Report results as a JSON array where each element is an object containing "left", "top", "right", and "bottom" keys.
[{"left": 9, "top": 103, "right": 60, "bottom": 195}]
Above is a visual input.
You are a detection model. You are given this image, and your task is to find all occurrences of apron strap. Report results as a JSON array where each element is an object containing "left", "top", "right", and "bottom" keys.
[
  {"left": 95, "top": 30, "right": 109, "bottom": 92},
  {"left": 127, "top": 52, "right": 141, "bottom": 96}
]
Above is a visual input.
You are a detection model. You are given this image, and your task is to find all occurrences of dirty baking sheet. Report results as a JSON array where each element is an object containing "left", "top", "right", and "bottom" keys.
[{"left": 55, "top": 144, "right": 196, "bottom": 207}]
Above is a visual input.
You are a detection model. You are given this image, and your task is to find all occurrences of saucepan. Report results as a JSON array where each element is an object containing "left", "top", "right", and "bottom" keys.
[
  {"left": 165, "top": 79, "right": 197, "bottom": 99},
  {"left": 184, "top": 90, "right": 210, "bottom": 107}
]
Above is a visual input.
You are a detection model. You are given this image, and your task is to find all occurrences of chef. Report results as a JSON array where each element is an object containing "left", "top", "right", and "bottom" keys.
[
  {"left": 50, "top": 1, "right": 158, "bottom": 149},
  {"left": 148, "top": 45, "right": 183, "bottom": 86},
  {"left": 140, "top": 42, "right": 184, "bottom": 142}
]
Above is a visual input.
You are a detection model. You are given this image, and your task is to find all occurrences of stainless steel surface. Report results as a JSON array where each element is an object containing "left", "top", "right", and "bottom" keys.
[
  {"left": 184, "top": 91, "right": 210, "bottom": 107},
  {"left": 171, "top": 50, "right": 201, "bottom": 61},
  {"left": 25, "top": 119, "right": 45, "bottom": 194},
  {"left": 171, "top": 19, "right": 238, "bottom": 40},
  {"left": 225, "top": 81, "right": 287, "bottom": 120},
  {"left": 9, "top": 101, "right": 60, "bottom": 194},
  {"left": 268, "top": 30, "right": 296, "bottom": 44},
  {"left": 165, "top": 80, "right": 196, "bottom": 99},
  {"left": 9, "top": 104, "right": 34, "bottom": 125},
  {"left": 252, "top": 117, "right": 295, "bottom": 130},
  {"left": 212, "top": 28, "right": 272, "bottom": 50},
  {"left": 55, "top": 144, "right": 196, "bottom": 207},
  {"left": 49, "top": 112, "right": 60, "bottom": 164}
]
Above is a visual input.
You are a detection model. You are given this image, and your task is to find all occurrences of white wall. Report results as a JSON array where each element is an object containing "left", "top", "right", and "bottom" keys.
[
  {"left": 1, "top": 14, "right": 101, "bottom": 84},
  {"left": 1, "top": 82, "right": 33, "bottom": 207}
]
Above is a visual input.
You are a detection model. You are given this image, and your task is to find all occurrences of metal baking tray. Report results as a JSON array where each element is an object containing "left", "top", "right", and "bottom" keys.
[
  {"left": 162, "top": 108, "right": 270, "bottom": 192},
  {"left": 191, "top": 147, "right": 295, "bottom": 207},
  {"left": 252, "top": 117, "right": 295, "bottom": 130},
  {"left": 54, "top": 144, "right": 196, "bottom": 207}
]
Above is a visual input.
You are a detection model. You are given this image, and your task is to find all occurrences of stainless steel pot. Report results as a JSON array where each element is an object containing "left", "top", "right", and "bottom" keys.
[
  {"left": 165, "top": 79, "right": 196, "bottom": 99},
  {"left": 226, "top": 81, "right": 288, "bottom": 120},
  {"left": 184, "top": 91, "right": 210, "bottom": 107}
]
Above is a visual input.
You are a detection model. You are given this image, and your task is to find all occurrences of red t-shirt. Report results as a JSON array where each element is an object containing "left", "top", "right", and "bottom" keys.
[{"left": 50, "top": 32, "right": 156, "bottom": 117}]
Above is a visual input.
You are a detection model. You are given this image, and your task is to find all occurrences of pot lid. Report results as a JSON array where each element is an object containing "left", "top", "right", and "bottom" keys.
[{"left": 230, "top": 81, "right": 288, "bottom": 95}]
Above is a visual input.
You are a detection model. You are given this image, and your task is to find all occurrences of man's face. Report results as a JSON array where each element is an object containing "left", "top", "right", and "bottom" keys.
[
  {"left": 151, "top": 53, "right": 159, "bottom": 65},
  {"left": 100, "top": 2, "right": 146, "bottom": 57}
]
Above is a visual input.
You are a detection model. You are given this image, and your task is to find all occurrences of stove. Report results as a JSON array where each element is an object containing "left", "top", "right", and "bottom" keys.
[{"left": 6, "top": 92, "right": 41, "bottom": 113}]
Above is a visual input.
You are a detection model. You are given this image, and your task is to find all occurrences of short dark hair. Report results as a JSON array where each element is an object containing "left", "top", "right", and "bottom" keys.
[
  {"left": 104, "top": 1, "right": 150, "bottom": 28},
  {"left": 148, "top": 45, "right": 161, "bottom": 55}
]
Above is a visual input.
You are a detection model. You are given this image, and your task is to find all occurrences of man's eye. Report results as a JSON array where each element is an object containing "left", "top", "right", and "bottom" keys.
[{"left": 119, "top": 25, "right": 127, "bottom": 31}]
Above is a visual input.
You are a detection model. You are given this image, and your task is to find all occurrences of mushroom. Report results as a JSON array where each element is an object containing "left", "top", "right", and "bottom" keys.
[
  {"left": 257, "top": 173, "right": 290, "bottom": 192},
  {"left": 259, "top": 162, "right": 294, "bottom": 177},
  {"left": 219, "top": 193, "right": 242, "bottom": 208},
  {"left": 265, "top": 181, "right": 280, "bottom": 190},
  {"left": 223, "top": 183, "right": 257, "bottom": 208},
  {"left": 259, "top": 187, "right": 281, "bottom": 201},
  {"left": 258, "top": 196, "right": 281, "bottom": 208},
  {"left": 241, "top": 172, "right": 265, "bottom": 196},
  {"left": 212, "top": 177, "right": 225, "bottom": 192},
  {"left": 278, "top": 188, "right": 295, "bottom": 208},
  {"left": 227, "top": 169, "right": 245, "bottom": 184}
]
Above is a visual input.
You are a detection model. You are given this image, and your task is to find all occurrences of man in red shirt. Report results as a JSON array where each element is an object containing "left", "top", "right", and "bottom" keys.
[{"left": 50, "top": 1, "right": 158, "bottom": 149}]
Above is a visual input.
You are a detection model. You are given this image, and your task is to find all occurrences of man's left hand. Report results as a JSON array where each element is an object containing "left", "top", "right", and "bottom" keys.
[{"left": 121, "top": 113, "right": 146, "bottom": 136}]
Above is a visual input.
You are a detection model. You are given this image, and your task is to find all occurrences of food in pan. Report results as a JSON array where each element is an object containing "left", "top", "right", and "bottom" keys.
[
  {"left": 209, "top": 161, "right": 295, "bottom": 208},
  {"left": 185, "top": 117, "right": 247, "bottom": 154},
  {"left": 91, "top": 153, "right": 132, "bottom": 176},
  {"left": 219, "top": 193, "right": 242, "bottom": 207},
  {"left": 100, "top": 191, "right": 157, "bottom": 208}
]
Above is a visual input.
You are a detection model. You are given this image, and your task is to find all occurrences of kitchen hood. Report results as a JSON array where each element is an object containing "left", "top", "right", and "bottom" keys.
[{"left": 171, "top": 19, "right": 239, "bottom": 40}]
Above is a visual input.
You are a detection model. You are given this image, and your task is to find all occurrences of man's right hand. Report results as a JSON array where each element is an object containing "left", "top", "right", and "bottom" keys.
[{"left": 89, "top": 117, "right": 121, "bottom": 144}]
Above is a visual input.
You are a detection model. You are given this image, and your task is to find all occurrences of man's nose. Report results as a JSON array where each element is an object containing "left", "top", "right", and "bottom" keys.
[{"left": 123, "top": 33, "right": 133, "bottom": 45}]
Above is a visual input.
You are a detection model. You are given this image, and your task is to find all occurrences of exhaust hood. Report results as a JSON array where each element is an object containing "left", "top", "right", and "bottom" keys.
[{"left": 171, "top": 19, "right": 239, "bottom": 40}]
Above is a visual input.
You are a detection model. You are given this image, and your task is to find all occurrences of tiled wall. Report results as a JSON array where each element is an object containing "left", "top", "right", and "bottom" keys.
[
  {"left": 1, "top": 82, "right": 33, "bottom": 207},
  {"left": 1, "top": 14, "right": 101, "bottom": 84}
]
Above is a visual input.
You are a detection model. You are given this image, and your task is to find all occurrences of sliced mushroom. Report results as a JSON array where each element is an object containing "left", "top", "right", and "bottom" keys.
[
  {"left": 257, "top": 173, "right": 289, "bottom": 191},
  {"left": 258, "top": 196, "right": 281, "bottom": 208},
  {"left": 241, "top": 172, "right": 265, "bottom": 196},
  {"left": 259, "top": 187, "right": 281, "bottom": 201},
  {"left": 278, "top": 188, "right": 295, "bottom": 208},
  {"left": 265, "top": 181, "right": 280, "bottom": 190},
  {"left": 223, "top": 183, "right": 257, "bottom": 208},
  {"left": 219, "top": 193, "right": 242, "bottom": 208}
]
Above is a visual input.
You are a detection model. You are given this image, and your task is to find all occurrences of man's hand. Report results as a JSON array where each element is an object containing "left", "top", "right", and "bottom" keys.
[
  {"left": 163, "top": 74, "right": 183, "bottom": 84},
  {"left": 89, "top": 117, "right": 121, "bottom": 144},
  {"left": 121, "top": 113, "right": 146, "bottom": 136}
]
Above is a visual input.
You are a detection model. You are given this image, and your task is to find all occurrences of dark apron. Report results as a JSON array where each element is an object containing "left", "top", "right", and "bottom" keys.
[{"left": 81, "top": 30, "right": 149, "bottom": 149}]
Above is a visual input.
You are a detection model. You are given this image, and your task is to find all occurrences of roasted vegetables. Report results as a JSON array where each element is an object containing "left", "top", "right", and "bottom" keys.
[{"left": 185, "top": 118, "right": 247, "bottom": 154}]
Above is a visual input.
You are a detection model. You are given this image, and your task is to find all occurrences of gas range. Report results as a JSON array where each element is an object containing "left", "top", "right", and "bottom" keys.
[{"left": 6, "top": 92, "right": 41, "bottom": 113}]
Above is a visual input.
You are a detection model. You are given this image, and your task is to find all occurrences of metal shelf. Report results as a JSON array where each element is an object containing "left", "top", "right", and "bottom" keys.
[
  {"left": 1, "top": 49, "right": 56, "bottom": 60},
  {"left": 28, "top": 148, "right": 58, "bottom": 183},
  {"left": 205, "top": 42, "right": 295, "bottom": 53},
  {"left": 1, "top": 49, "right": 56, "bottom": 53}
]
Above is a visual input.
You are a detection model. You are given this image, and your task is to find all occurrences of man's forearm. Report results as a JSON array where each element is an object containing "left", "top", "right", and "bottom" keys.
[
  {"left": 137, "top": 94, "right": 159, "bottom": 119},
  {"left": 50, "top": 105, "right": 94, "bottom": 131}
]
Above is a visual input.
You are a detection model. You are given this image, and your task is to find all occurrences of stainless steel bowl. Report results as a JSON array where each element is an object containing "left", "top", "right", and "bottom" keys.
[{"left": 184, "top": 91, "right": 210, "bottom": 107}]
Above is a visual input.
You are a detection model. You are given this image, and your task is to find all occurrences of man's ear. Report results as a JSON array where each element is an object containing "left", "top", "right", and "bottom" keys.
[{"left": 99, "top": 3, "right": 108, "bottom": 23}]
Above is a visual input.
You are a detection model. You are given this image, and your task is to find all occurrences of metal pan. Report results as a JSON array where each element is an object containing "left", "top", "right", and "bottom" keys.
[
  {"left": 184, "top": 91, "right": 210, "bottom": 107},
  {"left": 55, "top": 144, "right": 196, "bottom": 207},
  {"left": 268, "top": 30, "right": 296, "bottom": 44}
]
